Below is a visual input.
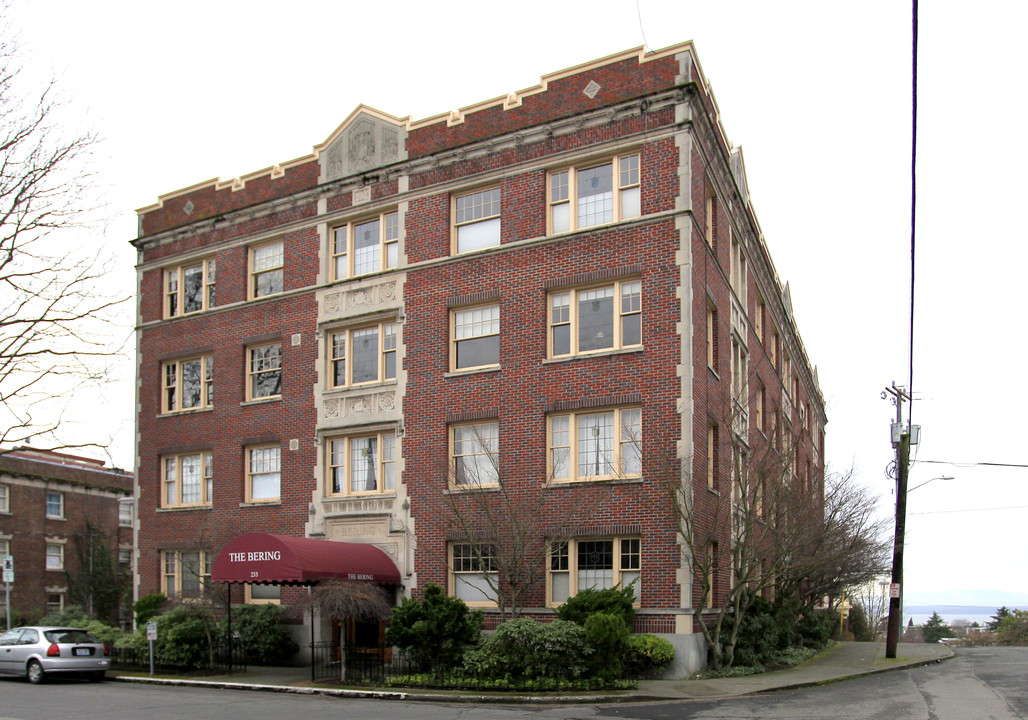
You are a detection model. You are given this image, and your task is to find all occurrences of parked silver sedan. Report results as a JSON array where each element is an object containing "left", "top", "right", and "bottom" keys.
[{"left": 0, "top": 626, "right": 109, "bottom": 683}]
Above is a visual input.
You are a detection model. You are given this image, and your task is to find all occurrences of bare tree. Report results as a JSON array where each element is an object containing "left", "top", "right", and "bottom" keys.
[
  {"left": 665, "top": 375, "right": 890, "bottom": 670},
  {"left": 775, "top": 469, "right": 891, "bottom": 610},
  {"left": 296, "top": 581, "right": 393, "bottom": 681},
  {"left": 854, "top": 578, "right": 891, "bottom": 639},
  {"left": 664, "top": 393, "right": 796, "bottom": 670},
  {"left": 0, "top": 17, "right": 127, "bottom": 454},
  {"left": 436, "top": 422, "right": 617, "bottom": 619}
]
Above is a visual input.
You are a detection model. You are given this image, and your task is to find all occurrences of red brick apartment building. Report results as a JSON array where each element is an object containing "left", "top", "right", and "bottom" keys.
[
  {"left": 0, "top": 448, "right": 134, "bottom": 626},
  {"left": 132, "top": 43, "right": 825, "bottom": 675}
]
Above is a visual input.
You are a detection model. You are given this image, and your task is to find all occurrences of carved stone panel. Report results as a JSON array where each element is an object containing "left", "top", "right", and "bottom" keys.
[
  {"left": 321, "top": 280, "right": 401, "bottom": 321},
  {"left": 322, "top": 391, "right": 397, "bottom": 419},
  {"left": 322, "top": 113, "right": 408, "bottom": 183}
]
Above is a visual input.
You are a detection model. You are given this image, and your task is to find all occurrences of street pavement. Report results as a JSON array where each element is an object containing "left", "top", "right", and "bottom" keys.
[{"left": 109, "top": 641, "right": 953, "bottom": 703}]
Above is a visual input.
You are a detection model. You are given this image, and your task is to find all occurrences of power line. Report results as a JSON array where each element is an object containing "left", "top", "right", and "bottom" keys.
[
  {"left": 911, "top": 505, "right": 1028, "bottom": 516},
  {"left": 917, "top": 459, "right": 1028, "bottom": 469}
]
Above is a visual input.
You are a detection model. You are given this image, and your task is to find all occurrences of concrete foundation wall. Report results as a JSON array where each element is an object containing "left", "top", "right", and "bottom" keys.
[{"left": 656, "top": 632, "right": 707, "bottom": 678}]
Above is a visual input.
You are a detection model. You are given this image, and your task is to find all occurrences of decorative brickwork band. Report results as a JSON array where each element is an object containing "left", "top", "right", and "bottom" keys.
[
  {"left": 157, "top": 345, "right": 214, "bottom": 362},
  {"left": 239, "top": 433, "right": 281, "bottom": 447},
  {"left": 445, "top": 409, "right": 499, "bottom": 423},
  {"left": 446, "top": 289, "right": 501, "bottom": 308},
  {"left": 544, "top": 392, "right": 642, "bottom": 413},
  {"left": 544, "top": 523, "right": 642, "bottom": 537},
  {"left": 543, "top": 264, "right": 643, "bottom": 290}
]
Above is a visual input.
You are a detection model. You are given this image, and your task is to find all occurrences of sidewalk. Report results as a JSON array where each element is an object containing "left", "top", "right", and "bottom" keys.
[{"left": 110, "top": 641, "right": 953, "bottom": 703}]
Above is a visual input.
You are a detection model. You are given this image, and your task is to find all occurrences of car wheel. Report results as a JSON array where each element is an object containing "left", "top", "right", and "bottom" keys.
[
  {"left": 27, "top": 660, "right": 45, "bottom": 684},
  {"left": 87, "top": 672, "right": 105, "bottom": 682}
]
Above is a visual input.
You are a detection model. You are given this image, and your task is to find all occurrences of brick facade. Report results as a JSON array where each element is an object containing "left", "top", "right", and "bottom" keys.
[
  {"left": 0, "top": 449, "right": 133, "bottom": 625},
  {"left": 132, "top": 44, "right": 826, "bottom": 660}
]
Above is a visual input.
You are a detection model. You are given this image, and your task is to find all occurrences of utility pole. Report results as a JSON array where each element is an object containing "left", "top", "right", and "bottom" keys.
[{"left": 884, "top": 383, "right": 913, "bottom": 659}]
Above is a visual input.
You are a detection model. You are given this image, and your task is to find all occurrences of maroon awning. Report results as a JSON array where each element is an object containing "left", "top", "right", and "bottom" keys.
[{"left": 210, "top": 532, "right": 401, "bottom": 585}]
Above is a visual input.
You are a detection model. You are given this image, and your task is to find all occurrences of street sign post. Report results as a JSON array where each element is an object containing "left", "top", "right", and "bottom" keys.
[
  {"left": 146, "top": 621, "right": 157, "bottom": 675},
  {"left": 2, "top": 555, "right": 12, "bottom": 631}
]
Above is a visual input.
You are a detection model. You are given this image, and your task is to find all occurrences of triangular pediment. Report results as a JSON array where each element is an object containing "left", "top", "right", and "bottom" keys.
[{"left": 317, "top": 105, "right": 410, "bottom": 183}]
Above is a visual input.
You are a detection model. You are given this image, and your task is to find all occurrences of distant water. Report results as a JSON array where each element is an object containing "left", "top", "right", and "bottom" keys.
[{"left": 903, "top": 605, "right": 1022, "bottom": 628}]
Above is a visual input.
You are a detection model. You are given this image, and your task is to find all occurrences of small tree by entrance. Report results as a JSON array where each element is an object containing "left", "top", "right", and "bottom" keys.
[{"left": 297, "top": 580, "right": 392, "bottom": 681}]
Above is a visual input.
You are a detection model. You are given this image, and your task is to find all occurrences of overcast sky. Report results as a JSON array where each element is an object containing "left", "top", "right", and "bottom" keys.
[{"left": 8, "top": 0, "right": 1027, "bottom": 607}]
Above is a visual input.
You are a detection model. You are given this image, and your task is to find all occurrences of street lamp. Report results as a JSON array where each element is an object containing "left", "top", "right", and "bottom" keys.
[{"left": 907, "top": 475, "right": 954, "bottom": 493}]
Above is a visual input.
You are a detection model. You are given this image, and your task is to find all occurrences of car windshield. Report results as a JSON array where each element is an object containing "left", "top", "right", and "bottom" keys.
[{"left": 45, "top": 629, "right": 99, "bottom": 644}]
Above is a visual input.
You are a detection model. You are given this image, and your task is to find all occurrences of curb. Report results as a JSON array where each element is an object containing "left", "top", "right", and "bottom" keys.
[{"left": 109, "top": 646, "right": 955, "bottom": 704}]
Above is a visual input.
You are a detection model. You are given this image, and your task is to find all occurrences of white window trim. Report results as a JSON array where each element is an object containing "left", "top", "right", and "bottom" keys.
[
  {"left": 161, "top": 354, "right": 214, "bottom": 414},
  {"left": 548, "top": 279, "right": 642, "bottom": 359},
  {"left": 452, "top": 187, "right": 501, "bottom": 254},
  {"left": 44, "top": 491, "right": 64, "bottom": 519},
  {"left": 547, "top": 153, "right": 640, "bottom": 235},
  {"left": 328, "top": 322, "right": 398, "bottom": 389},
  {"left": 450, "top": 304, "right": 500, "bottom": 372},
  {"left": 45, "top": 541, "right": 64, "bottom": 571},
  {"left": 0, "top": 483, "right": 8, "bottom": 513},
  {"left": 249, "top": 241, "right": 284, "bottom": 299},
  {"left": 164, "top": 257, "right": 216, "bottom": 318},
  {"left": 547, "top": 406, "right": 642, "bottom": 483},
  {"left": 246, "top": 343, "right": 282, "bottom": 401},
  {"left": 449, "top": 421, "right": 500, "bottom": 489},
  {"left": 325, "top": 432, "right": 398, "bottom": 497},
  {"left": 161, "top": 451, "right": 213, "bottom": 508},
  {"left": 448, "top": 542, "right": 499, "bottom": 608},
  {"left": 331, "top": 211, "right": 399, "bottom": 280},
  {"left": 245, "top": 444, "right": 282, "bottom": 503},
  {"left": 546, "top": 537, "right": 641, "bottom": 608}
]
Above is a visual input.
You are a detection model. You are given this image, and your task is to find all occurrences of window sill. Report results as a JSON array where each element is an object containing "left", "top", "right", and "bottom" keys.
[
  {"left": 325, "top": 492, "right": 397, "bottom": 501},
  {"left": 708, "top": 366, "right": 720, "bottom": 381},
  {"left": 45, "top": 516, "right": 66, "bottom": 522},
  {"left": 543, "top": 476, "right": 643, "bottom": 489},
  {"left": 325, "top": 380, "right": 397, "bottom": 393},
  {"left": 443, "top": 485, "right": 501, "bottom": 495},
  {"left": 241, "top": 396, "right": 282, "bottom": 407},
  {"left": 239, "top": 500, "right": 282, "bottom": 508},
  {"left": 158, "top": 406, "right": 214, "bottom": 419},
  {"left": 157, "top": 505, "right": 213, "bottom": 513},
  {"left": 543, "top": 347, "right": 643, "bottom": 365},
  {"left": 46, "top": 567, "right": 65, "bottom": 572},
  {"left": 444, "top": 366, "right": 501, "bottom": 378}
]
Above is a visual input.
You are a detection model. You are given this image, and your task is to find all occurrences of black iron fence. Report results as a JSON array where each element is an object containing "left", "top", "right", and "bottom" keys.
[
  {"left": 109, "top": 639, "right": 247, "bottom": 675},
  {"left": 308, "top": 642, "right": 513, "bottom": 687}
]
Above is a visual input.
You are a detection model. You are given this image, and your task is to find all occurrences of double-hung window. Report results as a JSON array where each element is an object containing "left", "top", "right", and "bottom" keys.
[
  {"left": 332, "top": 211, "right": 399, "bottom": 279},
  {"left": 45, "top": 542, "right": 64, "bottom": 570},
  {"left": 45, "top": 491, "right": 63, "bottom": 519},
  {"left": 329, "top": 323, "right": 397, "bottom": 387},
  {"left": 326, "top": 432, "right": 397, "bottom": 496},
  {"left": 250, "top": 241, "right": 284, "bottom": 298},
  {"left": 548, "top": 538, "right": 640, "bottom": 605},
  {"left": 548, "top": 407, "right": 641, "bottom": 482},
  {"left": 549, "top": 154, "right": 640, "bottom": 233},
  {"left": 449, "top": 543, "right": 498, "bottom": 606},
  {"left": 247, "top": 344, "right": 281, "bottom": 400},
  {"left": 162, "top": 355, "right": 214, "bottom": 413},
  {"left": 454, "top": 188, "right": 501, "bottom": 253},
  {"left": 246, "top": 445, "right": 281, "bottom": 503},
  {"left": 549, "top": 280, "right": 641, "bottom": 357},
  {"left": 451, "top": 305, "right": 499, "bottom": 370},
  {"left": 450, "top": 422, "right": 499, "bottom": 488},
  {"left": 0, "top": 483, "right": 8, "bottom": 513},
  {"left": 161, "top": 452, "right": 213, "bottom": 508},
  {"left": 161, "top": 550, "right": 211, "bottom": 598},
  {"left": 164, "top": 259, "right": 216, "bottom": 317}
]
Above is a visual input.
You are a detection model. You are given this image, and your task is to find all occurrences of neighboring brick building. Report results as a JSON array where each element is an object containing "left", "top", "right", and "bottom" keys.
[
  {"left": 131, "top": 43, "right": 825, "bottom": 674},
  {"left": 0, "top": 448, "right": 134, "bottom": 626}
]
